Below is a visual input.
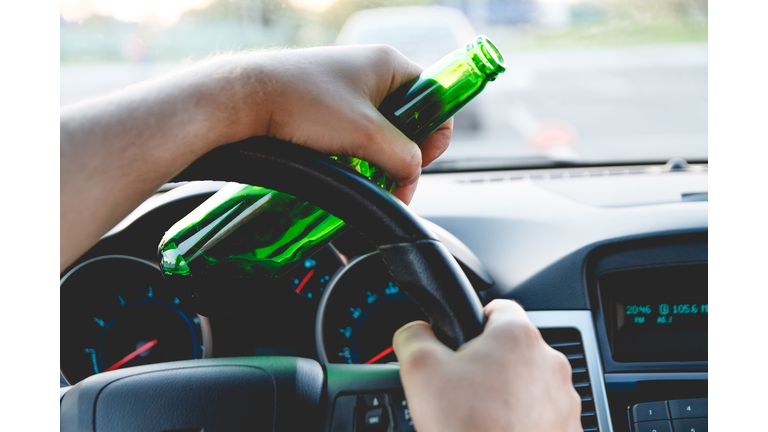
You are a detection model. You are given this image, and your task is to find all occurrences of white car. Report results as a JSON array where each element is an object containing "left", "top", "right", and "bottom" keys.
[{"left": 335, "top": 6, "right": 483, "bottom": 131}]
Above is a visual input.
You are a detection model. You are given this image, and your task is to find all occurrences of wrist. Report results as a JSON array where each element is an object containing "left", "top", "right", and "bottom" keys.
[{"left": 192, "top": 52, "right": 277, "bottom": 151}]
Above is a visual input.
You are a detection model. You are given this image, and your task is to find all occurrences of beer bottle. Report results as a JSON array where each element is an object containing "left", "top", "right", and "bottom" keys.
[{"left": 159, "top": 36, "right": 506, "bottom": 288}]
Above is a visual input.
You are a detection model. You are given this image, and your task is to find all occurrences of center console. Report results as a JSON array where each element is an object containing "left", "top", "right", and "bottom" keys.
[{"left": 588, "top": 234, "right": 708, "bottom": 432}]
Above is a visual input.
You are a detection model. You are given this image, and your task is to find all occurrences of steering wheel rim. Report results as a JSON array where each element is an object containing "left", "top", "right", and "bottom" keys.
[
  {"left": 61, "top": 136, "right": 486, "bottom": 432},
  {"left": 173, "top": 136, "right": 486, "bottom": 349}
]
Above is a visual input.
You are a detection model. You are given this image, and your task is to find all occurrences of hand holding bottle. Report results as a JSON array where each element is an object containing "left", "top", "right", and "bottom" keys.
[
  {"left": 224, "top": 45, "right": 455, "bottom": 204},
  {"left": 159, "top": 37, "right": 506, "bottom": 286}
]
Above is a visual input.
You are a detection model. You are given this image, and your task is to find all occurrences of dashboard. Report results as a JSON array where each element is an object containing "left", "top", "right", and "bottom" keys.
[{"left": 60, "top": 161, "right": 708, "bottom": 432}]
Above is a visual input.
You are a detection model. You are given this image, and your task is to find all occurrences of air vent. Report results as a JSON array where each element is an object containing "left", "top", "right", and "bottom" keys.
[{"left": 540, "top": 328, "right": 599, "bottom": 432}]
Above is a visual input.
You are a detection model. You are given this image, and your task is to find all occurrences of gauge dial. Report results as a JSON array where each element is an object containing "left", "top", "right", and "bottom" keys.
[
  {"left": 317, "top": 252, "right": 427, "bottom": 364},
  {"left": 60, "top": 256, "right": 211, "bottom": 384},
  {"left": 285, "top": 245, "right": 345, "bottom": 300}
]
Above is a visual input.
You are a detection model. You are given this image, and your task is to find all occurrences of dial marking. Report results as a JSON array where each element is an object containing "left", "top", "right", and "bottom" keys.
[{"left": 84, "top": 348, "right": 99, "bottom": 374}]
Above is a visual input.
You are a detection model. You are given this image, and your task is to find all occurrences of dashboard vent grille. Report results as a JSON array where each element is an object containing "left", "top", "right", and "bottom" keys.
[
  {"left": 540, "top": 328, "right": 599, "bottom": 432},
  {"left": 454, "top": 163, "right": 707, "bottom": 184}
]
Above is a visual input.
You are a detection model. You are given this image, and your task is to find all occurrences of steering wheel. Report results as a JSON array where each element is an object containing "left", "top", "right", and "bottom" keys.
[{"left": 60, "top": 137, "right": 486, "bottom": 432}]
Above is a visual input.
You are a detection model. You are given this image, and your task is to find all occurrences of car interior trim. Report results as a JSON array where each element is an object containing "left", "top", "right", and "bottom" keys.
[{"left": 527, "top": 310, "right": 614, "bottom": 432}]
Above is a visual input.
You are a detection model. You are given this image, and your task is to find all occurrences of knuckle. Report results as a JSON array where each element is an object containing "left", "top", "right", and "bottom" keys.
[
  {"left": 353, "top": 112, "right": 384, "bottom": 144},
  {"left": 371, "top": 43, "right": 400, "bottom": 60},
  {"left": 552, "top": 350, "right": 573, "bottom": 382},
  {"left": 488, "top": 319, "right": 541, "bottom": 347},
  {"left": 401, "top": 344, "right": 444, "bottom": 373}
]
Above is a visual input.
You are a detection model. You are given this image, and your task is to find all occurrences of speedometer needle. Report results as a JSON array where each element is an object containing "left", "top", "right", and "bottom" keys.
[
  {"left": 105, "top": 339, "right": 158, "bottom": 372},
  {"left": 295, "top": 269, "right": 315, "bottom": 294},
  {"left": 365, "top": 346, "right": 394, "bottom": 364}
]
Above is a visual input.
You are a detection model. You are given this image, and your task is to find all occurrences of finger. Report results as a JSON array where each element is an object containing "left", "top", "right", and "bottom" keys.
[
  {"left": 419, "top": 117, "right": 454, "bottom": 168},
  {"left": 393, "top": 320, "right": 451, "bottom": 365},
  {"left": 366, "top": 44, "right": 424, "bottom": 103},
  {"left": 340, "top": 109, "right": 422, "bottom": 191},
  {"left": 482, "top": 299, "right": 532, "bottom": 333},
  {"left": 391, "top": 177, "right": 418, "bottom": 205}
]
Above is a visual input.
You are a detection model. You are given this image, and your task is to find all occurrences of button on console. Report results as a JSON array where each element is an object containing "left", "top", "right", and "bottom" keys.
[
  {"left": 668, "top": 398, "right": 707, "bottom": 419},
  {"left": 633, "top": 420, "right": 672, "bottom": 432},
  {"left": 632, "top": 401, "right": 669, "bottom": 422},
  {"left": 672, "top": 417, "right": 707, "bottom": 432}
]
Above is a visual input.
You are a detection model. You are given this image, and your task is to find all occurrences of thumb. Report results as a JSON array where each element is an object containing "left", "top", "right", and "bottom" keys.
[{"left": 393, "top": 320, "right": 451, "bottom": 365}]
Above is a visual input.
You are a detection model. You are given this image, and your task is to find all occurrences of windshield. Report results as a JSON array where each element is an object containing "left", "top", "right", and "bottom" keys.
[{"left": 60, "top": 0, "right": 708, "bottom": 169}]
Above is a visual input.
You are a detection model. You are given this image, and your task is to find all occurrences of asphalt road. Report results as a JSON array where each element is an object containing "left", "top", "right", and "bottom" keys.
[{"left": 60, "top": 43, "right": 708, "bottom": 165}]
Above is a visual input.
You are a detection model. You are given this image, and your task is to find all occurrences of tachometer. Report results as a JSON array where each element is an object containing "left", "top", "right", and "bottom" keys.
[
  {"left": 60, "top": 256, "right": 212, "bottom": 384},
  {"left": 317, "top": 252, "right": 426, "bottom": 364},
  {"left": 284, "top": 245, "right": 346, "bottom": 300}
]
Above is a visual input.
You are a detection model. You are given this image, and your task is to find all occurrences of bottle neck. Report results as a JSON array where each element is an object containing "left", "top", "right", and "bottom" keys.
[{"left": 467, "top": 36, "right": 506, "bottom": 81}]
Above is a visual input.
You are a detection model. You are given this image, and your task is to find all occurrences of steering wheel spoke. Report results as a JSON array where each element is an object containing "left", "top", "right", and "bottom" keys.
[{"left": 325, "top": 364, "right": 413, "bottom": 432}]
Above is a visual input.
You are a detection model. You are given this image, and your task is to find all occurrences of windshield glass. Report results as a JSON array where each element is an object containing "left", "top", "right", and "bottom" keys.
[{"left": 60, "top": 0, "right": 708, "bottom": 169}]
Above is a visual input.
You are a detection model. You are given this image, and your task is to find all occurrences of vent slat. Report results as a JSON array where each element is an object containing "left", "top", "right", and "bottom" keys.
[
  {"left": 581, "top": 413, "right": 599, "bottom": 430},
  {"left": 540, "top": 328, "right": 599, "bottom": 432},
  {"left": 548, "top": 341, "right": 581, "bottom": 348}
]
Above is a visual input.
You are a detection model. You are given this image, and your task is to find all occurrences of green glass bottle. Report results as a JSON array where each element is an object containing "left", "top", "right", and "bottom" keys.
[{"left": 159, "top": 35, "right": 506, "bottom": 288}]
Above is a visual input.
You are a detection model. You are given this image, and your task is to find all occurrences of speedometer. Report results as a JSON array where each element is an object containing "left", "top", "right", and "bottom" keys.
[
  {"left": 60, "top": 256, "right": 212, "bottom": 384},
  {"left": 316, "top": 252, "right": 426, "bottom": 364}
]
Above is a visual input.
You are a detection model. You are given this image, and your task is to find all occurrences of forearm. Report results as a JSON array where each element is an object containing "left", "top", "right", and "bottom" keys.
[
  {"left": 60, "top": 54, "right": 273, "bottom": 271},
  {"left": 60, "top": 45, "right": 449, "bottom": 271}
]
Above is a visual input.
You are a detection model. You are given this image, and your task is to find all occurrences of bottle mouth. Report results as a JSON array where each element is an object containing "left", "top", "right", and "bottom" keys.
[{"left": 470, "top": 35, "right": 506, "bottom": 81}]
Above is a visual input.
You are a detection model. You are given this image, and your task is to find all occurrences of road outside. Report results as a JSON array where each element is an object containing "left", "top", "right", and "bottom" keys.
[{"left": 61, "top": 43, "right": 707, "bottom": 165}]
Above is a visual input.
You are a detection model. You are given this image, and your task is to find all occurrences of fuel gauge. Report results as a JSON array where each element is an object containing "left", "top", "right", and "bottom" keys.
[{"left": 288, "top": 245, "right": 346, "bottom": 300}]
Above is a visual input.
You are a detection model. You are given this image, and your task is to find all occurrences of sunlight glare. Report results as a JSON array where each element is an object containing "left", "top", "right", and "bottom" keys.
[
  {"left": 60, "top": 0, "right": 214, "bottom": 26},
  {"left": 289, "top": 0, "right": 338, "bottom": 13}
]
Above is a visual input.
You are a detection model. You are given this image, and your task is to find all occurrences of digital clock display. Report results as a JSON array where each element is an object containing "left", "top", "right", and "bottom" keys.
[
  {"left": 599, "top": 264, "right": 708, "bottom": 362},
  {"left": 620, "top": 300, "right": 708, "bottom": 328}
]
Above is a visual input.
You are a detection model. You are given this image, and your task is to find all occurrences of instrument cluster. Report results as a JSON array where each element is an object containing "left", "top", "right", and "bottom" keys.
[{"left": 61, "top": 236, "right": 423, "bottom": 384}]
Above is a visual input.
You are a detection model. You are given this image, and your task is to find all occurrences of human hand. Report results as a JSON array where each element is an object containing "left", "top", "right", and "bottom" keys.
[
  {"left": 393, "top": 299, "right": 583, "bottom": 432},
  {"left": 219, "top": 45, "right": 453, "bottom": 204}
]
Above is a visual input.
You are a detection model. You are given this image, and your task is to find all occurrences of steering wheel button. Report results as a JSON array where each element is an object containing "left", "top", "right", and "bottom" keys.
[
  {"left": 391, "top": 392, "right": 416, "bottom": 432},
  {"left": 668, "top": 398, "right": 707, "bottom": 419},
  {"left": 361, "top": 394, "right": 388, "bottom": 408},
  {"left": 363, "top": 407, "right": 388, "bottom": 430},
  {"left": 632, "top": 401, "right": 669, "bottom": 422}
]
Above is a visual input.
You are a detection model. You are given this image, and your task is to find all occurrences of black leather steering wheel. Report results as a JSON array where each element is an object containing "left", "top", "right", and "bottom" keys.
[{"left": 60, "top": 137, "right": 486, "bottom": 432}]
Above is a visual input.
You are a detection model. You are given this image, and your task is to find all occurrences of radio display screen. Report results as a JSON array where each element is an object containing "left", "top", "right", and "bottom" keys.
[
  {"left": 618, "top": 300, "right": 708, "bottom": 329},
  {"left": 600, "top": 265, "right": 708, "bottom": 362}
]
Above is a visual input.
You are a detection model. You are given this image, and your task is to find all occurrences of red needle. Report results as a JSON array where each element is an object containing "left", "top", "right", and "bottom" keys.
[
  {"left": 105, "top": 339, "right": 158, "bottom": 372},
  {"left": 295, "top": 269, "right": 315, "bottom": 294},
  {"left": 365, "top": 346, "right": 394, "bottom": 364}
]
